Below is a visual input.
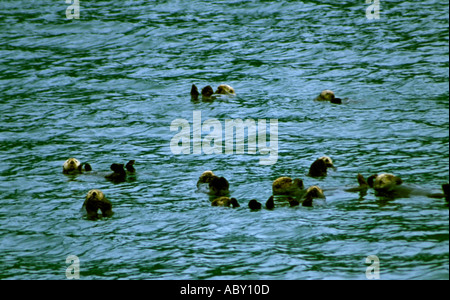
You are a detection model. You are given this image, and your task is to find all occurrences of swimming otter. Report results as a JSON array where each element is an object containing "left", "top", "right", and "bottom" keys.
[
  {"left": 82, "top": 189, "right": 114, "bottom": 220},
  {"left": 315, "top": 90, "right": 342, "bottom": 104},
  {"left": 62, "top": 158, "right": 92, "bottom": 174},
  {"left": 308, "top": 156, "right": 335, "bottom": 177},
  {"left": 272, "top": 177, "right": 304, "bottom": 195},
  {"left": 197, "top": 170, "right": 230, "bottom": 196},
  {"left": 211, "top": 197, "right": 240, "bottom": 208},
  {"left": 191, "top": 84, "right": 235, "bottom": 101}
]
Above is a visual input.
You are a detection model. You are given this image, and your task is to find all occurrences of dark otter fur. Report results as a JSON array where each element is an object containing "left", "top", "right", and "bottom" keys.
[
  {"left": 308, "top": 156, "right": 335, "bottom": 177},
  {"left": 82, "top": 189, "right": 114, "bottom": 220}
]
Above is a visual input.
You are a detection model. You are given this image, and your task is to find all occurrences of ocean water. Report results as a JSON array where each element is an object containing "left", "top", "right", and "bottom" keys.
[{"left": 0, "top": 0, "right": 448, "bottom": 280}]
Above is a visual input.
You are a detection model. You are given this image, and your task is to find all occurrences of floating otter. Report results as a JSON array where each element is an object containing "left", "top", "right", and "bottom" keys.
[
  {"left": 191, "top": 84, "right": 235, "bottom": 101},
  {"left": 368, "top": 173, "right": 433, "bottom": 199},
  {"left": 211, "top": 197, "right": 240, "bottom": 208},
  {"left": 197, "top": 170, "right": 230, "bottom": 196},
  {"left": 82, "top": 189, "right": 114, "bottom": 220},
  {"left": 315, "top": 89, "right": 342, "bottom": 104},
  {"left": 308, "top": 156, "right": 335, "bottom": 177},
  {"left": 62, "top": 158, "right": 92, "bottom": 174},
  {"left": 272, "top": 177, "right": 304, "bottom": 195}
]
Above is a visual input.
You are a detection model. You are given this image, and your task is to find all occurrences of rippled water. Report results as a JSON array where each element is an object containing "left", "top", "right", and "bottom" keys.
[{"left": 0, "top": 0, "right": 448, "bottom": 280}]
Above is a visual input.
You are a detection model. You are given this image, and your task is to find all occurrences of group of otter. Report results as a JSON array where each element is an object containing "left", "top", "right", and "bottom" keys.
[
  {"left": 62, "top": 157, "right": 135, "bottom": 220},
  {"left": 64, "top": 86, "right": 449, "bottom": 220},
  {"left": 197, "top": 156, "right": 449, "bottom": 210}
]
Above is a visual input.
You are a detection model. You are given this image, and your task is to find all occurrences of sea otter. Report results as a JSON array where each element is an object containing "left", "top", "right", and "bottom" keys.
[
  {"left": 62, "top": 158, "right": 92, "bottom": 174},
  {"left": 315, "top": 89, "right": 342, "bottom": 104},
  {"left": 191, "top": 84, "right": 235, "bottom": 101},
  {"left": 82, "top": 189, "right": 114, "bottom": 220},
  {"left": 308, "top": 156, "right": 335, "bottom": 177}
]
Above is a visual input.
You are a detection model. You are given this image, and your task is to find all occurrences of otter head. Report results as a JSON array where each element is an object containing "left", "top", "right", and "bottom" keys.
[
  {"left": 316, "top": 90, "right": 341, "bottom": 104},
  {"left": 84, "top": 189, "right": 113, "bottom": 220},
  {"left": 197, "top": 171, "right": 216, "bottom": 185},
  {"left": 308, "top": 156, "right": 335, "bottom": 177},
  {"left": 373, "top": 173, "right": 403, "bottom": 193},
  {"left": 215, "top": 84, "right": 235, "bottom": 95},
  {"left": 63, "top": 158, "right": 81, "bottom": 174},
  {"left": 317, "top": 90, "right": 335, "bottom": 101},
  {"left": 305, "top": 186, "right": 325, "bottom": 199},
  {"left": 319, "top": 156, "right": 334, "bottom": 169}
]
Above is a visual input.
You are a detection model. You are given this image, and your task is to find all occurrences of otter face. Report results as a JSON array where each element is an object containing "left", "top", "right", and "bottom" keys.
[
  {"left": 215, "top": 84, "right": 235, "bottom": 95},
  {"left": 319, "top": 156, "right": 334, "bottom": 168},
  {"left": 305, "top": 186, "right": 325, "bottom": 199},
  {"left": 84, "top": 189, "right": 113, "bottom": 220},
  {"left": 63, "top": 158, "right": 81, "bottom": 174},
  {"left": 197, "top": 171, "right": 216, "bottom": 185},
  {"left": 373, "top": 173, "right": 403, "bottom": 192}
]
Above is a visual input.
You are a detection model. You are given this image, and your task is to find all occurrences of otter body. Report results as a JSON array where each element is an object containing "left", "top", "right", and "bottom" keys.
[{"left": 191, "top": 84, "right": 235, "bottom": 101}]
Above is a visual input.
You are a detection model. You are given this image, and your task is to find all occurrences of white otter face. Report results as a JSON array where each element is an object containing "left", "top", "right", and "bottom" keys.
[
  {"left": 373, "top": 173, "right": 403, "bottom": 192},
  {"left": 63, "top": 158, "right": 81, "bottom": 173},
  {"left": 215, "top": 84, "right": 235, "bottom": 95},
  {"left": 319, "top": 156, "right": 334, "bottom": 168},
  {"left": 86, "top": 189, "right": 105, "bottom": 202}
]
